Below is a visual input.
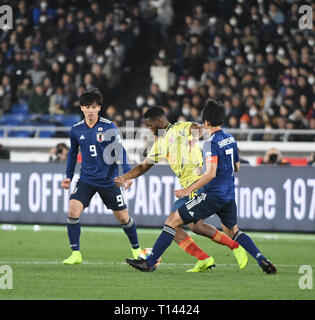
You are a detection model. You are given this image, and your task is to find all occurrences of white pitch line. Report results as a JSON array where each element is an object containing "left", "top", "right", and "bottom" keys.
[
  {"left": 0, "top": 225, "right": 315, "bottom": 241},
  {"left": 0, "top": 260, "right": 313, "bottom": 268},
  {"left": 2, "top": 224, "right": 315, "bottom": 241}
]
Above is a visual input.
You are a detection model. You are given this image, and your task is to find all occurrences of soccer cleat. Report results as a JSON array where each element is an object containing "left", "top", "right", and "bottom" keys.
[
  {"left": 259, "top": 258, "right": 277, "bottom": 274},
  {"left": 132, "top": 247, "right": 142, "bottom": 259},
  {"left": 126, "top": 258, "right": 156, "bottom": 272},
  {"left": 233, "top": 245, "right": 248, "bottom": 270},
  {"left": 63, "top": 251, "right": 82, "bottom": 265},
  {"left": 186, "top": 256, "right": 216, "bottom": 273}
]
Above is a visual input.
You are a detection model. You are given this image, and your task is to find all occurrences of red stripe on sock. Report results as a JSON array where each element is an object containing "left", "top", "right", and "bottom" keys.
[
  {"left": 179, "top": 236, "right": 209, "bottom": 260},
  {"left": 211, "top": 230, "right": 239, "bottom": 250}
]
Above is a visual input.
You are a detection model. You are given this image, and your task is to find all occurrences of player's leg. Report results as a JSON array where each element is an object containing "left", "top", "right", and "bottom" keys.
[
  {"left": 99, "top": 184, "right": 141, "bottom": 259},
  {"left": 172, "top": 197, "right": 214, "bottom": 271},
  {"left": 63, "top": 180, "right": 96, "bottom": 264},
  {"left": 126, "top": 193, "right": 213, "bottom": 272},
  {"left": 126, "top": 210, "right": 184, "bottom": 272},
  {"left": 112, "top": 208, "right": 141, "bottom": 258},
  {"left": 67, "top": 199, "right": 84, "bottom": 250},
  {"left": 174, "top": 227, "right": 215, "bottom": 272},
  {"left": 219, "top": 200, "right": 276, "bottom": 274},
  {"left": 189, "top": 220, "right": 240, "bottom": 250},
  {"left": 63, "top": 199, "right": 84, "bottom": 264}
]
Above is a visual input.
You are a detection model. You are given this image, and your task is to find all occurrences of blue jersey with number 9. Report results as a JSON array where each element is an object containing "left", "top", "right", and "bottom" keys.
[
  {"left": 66, "top": 117, "right": 130, "bottom": 188},
  {"left": 202, "top": 129, "right": 239, "bottom": 202}
]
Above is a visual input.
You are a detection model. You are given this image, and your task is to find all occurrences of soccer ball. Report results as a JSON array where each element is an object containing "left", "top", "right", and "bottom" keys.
[{"left": 138, "top": 248, "right": 162, "bottom": 268}]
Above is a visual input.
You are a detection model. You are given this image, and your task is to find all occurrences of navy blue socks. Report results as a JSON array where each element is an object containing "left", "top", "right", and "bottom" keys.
[
  {"left": 146, "top": 225, "right": 176, "bottom": 267},
  {"left": 67, "top": 216, "right": 81, "bottom": 251},
  {"left": 233, "top": 231, "right": 265, "bottom": 265},
  {"left": 121, "top": 217, "right": 139, "bottom": 249}
]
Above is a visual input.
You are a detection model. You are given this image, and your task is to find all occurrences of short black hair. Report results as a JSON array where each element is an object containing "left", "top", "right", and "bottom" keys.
[
  {"left": 79, "top": 89, "right": 103, "bottom": 106},
  {"left": 201, "top": 99, "right": 225, "bottom": 126},
  {"left": 143, "top": 106, "right": 166, "bottom": 120}
]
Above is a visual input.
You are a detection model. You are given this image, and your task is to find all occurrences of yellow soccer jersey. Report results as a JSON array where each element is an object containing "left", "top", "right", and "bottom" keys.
[{"left": 146, "top": 122, "right": 203, "bottom": 188}]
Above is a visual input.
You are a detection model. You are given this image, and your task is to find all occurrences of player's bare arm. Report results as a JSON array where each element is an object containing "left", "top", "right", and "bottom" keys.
[
  {"left": 174, "top": 161, "right": 217, "bottom": 198},
  {"left": 234, "top": 161, "right": 240, "bottom": 172},
  {"left": 115, "top": 158, "right": 154, "bottom": 187}
]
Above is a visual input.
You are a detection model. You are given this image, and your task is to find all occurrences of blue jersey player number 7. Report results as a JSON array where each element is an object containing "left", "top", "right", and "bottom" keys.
[{"left": 126, "top": 99, "right": 277, "bottom": 274}]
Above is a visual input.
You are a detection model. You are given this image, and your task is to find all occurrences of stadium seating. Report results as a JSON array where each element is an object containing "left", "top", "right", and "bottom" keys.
[
  {"left": 37, "top": 124, "right": 57, "bottom": 138},
  {"left": 1, "top": 113, "right": 25, "bottom": 125},
  {"left": 8, "top": 124, "right": 34, "bottom": 138},
  {"left": 11, "top": 103, "right": 28, "bottom": 115}
]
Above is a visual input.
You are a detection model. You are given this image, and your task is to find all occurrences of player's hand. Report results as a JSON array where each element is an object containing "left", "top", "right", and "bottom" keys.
[
  {"left": 174, "top": 188, "right": 190, "bottom": 198},
  {"left": 114, "top": 176, "right": 125, "bottom": 187},
  {"left": 61, "top": 178, "right": 71, "bottom": 190},
  {"left": 123, "top": 179, "right": 133, "bottom": 190}
]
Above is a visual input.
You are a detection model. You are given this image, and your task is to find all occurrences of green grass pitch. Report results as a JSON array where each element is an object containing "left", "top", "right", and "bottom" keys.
[{"left": 0, "top": 224, "right": 314, "bottom": 300}]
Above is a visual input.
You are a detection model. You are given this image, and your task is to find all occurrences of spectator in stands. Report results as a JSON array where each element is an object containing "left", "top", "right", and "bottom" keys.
[
  {"left": 103, "top": 47, "right": 122, "bottom": 90},
  {"left": 132, "top": 108, "right": 142, "bottom": 127},
  {"left": 261, "top": 148, "right": 290, "bottom": 166},
  {"left": 61, "top": 73, "right": 76, "bottom": 103},
  {"left": 49, "top": 143, "right": 69, "bottom": 162},
  {"left": 106, "top": 105, "right": 118, "bottom": 121},
  {"left": 6, "top": 50, "right": 28, "bottom": 88},
  {"left": 16, "top": 76, "right": 33, "bottom": 103},
  {"left": 268, "top": 2, "right": 285, "bottom": 25},
  {"left": 169, "top": 33, "right": 186, "bottom": 76},
  {"left": 27, "top": 84, "right": 49, "bottom": 114},
  {"left": 149, "top": 83, "right": 165, "bottom": 106},
  {"left": 250, "top": 115, "right": 264, "bottom": 141},
  {"left": 207, "top": 36, "right": 227, "bottom": 63},
  {"left": 49, "top": 85, "right": 70, "bottom": 115},
  {"left": 150, "top": 0, "right": 174, "bottom": 43},
  {"left": 26, "top": 53, "right": 48, "bottom": 86},
  {"left": 91, "top": 63, "right": 107, "bottom": 98},
  {"left": 65, "top": 62, "right": 82, "bottom": 89},
  {"left": 0, "top": 144, "right": 11, "bottom": 160},
  {"left": 0, "top": 84, "right": 12, "bottom": 115},
  {"left": 93, "top": 20, "right": 108, "bottom": 51},
  {"left": 55, "top": 17, "right": 72, "bottom": 51},
  {"left": 1, "top": 75, "right": 12, "bottom": 100},
  {"left": 307, "top": 152, "right": 315, "bottom": 166},
  {"left": 166, "top": 95, "right": 181, "bottom": 123},
  {"left": 0, "top": 0, "right": 314, "bottom": 143},
  {"left": 83, "top": 73, "right": 95, "bottom": 91}
]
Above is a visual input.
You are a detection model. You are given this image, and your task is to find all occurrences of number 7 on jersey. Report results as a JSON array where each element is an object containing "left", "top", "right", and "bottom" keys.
[{"left": 225, "top": 148, "right": 234, "bottom": 175}]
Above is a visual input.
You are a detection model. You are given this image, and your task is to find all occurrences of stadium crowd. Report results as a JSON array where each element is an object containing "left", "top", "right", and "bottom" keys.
[
  {"left": 132, "top": 0, "right": 315, "bottom": 141},
  {"left": 0, "top": 0, "right": 161, "bottom": 116},
  {"left": 0, "top": 0, "right": 314, "bottom": 142}
]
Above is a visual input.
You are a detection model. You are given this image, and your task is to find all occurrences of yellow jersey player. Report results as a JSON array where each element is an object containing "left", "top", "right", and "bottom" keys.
[
  {"left": 115, "top": 106, "right": 247, "bottom": 272},
  {"left": 125, "top": 101, "right": 276, "bottom": 275}
]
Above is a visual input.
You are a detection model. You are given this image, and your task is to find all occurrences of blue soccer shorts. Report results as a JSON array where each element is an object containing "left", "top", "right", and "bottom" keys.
[
  {"left": 178, "top": 192, "right": 237, "bottom": 229},
  {"left": 172, "top": 190, "right": 201, "bottom": 212},
  {"left": 70, "top": 179, "right": 127, "bottom": 211}
]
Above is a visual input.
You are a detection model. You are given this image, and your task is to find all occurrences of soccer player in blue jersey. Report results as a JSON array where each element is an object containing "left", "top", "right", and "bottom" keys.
[
  {"left": 116, "top": 106, "right": 247, "bottom": 272},
  {"left": 61, "top": 89, "right": 141, "bottom": 264},
  {"left": 126, "top": 99, "right": 277, "bottom": 274}
]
